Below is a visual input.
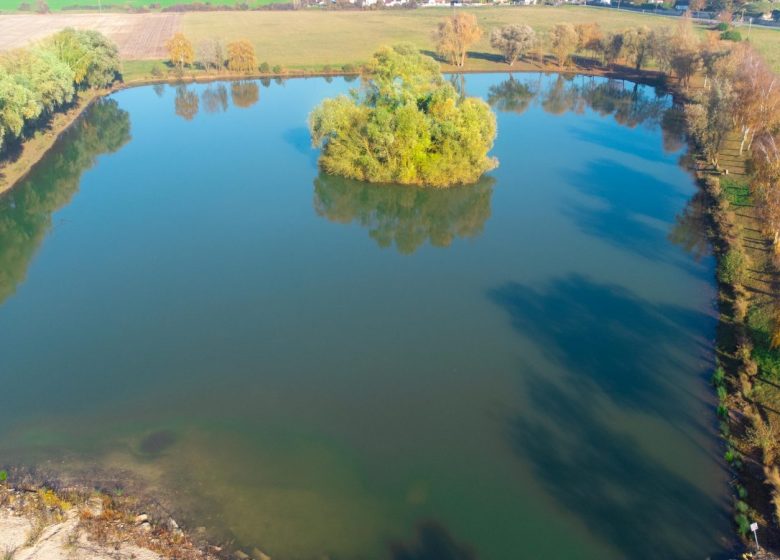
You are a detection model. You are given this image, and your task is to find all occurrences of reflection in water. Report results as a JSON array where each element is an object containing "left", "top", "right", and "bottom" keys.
[
  {"left": 669, "top": 190, "right": 712, "bottom": 262},
  {"left": 313, "top": 173, "right": 494, "bottom": 255},
  {"left": 389, "top": 521, "right": 477, "bottom": 560},
  {"left": 487, "top": 76, "right": 539, "bottom": 116},
  {"left": 175, "top": 85, "right": 199, "bottom": 120},
  {"left": 0, "top": 99, "right": 130, "bottom": 306},
  {"left": 231, "top": 81, "right": 260, "bottom": 109},
  {"left": 488, "top": 74, "right": 670, "bottom": 131},
  {"left": 202, "top": 84, "right": 229, "bottom": 114},
  {"left": 489, "top": 275, "right": 726, "bottom": 559}
]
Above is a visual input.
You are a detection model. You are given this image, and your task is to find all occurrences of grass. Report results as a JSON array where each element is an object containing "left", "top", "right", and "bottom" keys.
[{"left": 177, "top": 6, "right": 780, "bottom": 72}]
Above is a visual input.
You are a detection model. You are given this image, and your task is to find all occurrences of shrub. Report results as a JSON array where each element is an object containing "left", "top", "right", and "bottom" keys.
[
  {"left": 259, "top": 61, "right": 270, "bottom": 73},
  {"left": 738, "top": 484, "right": 748, "bottom": 499},
  {"left": 272, "top": 64, "right": 282, "bottom": 74},
  {"left": 715, "top": 22, "right": 730, "bottom": 31},
  {"left": 718, "top": 248, "right": 748, "bottom": 286},
  {"left": 18, "top": 1, "right": 31, "bottom": 9},
  {"left": 718, "top": 404, "right": 729, "bottom": 419},
  {"left": 725, "top": 447, "right": 737, "bottom": 463},
  {"left": 717, "top": 385, "right": 727, "bottom": 402},
  {"left": 721, "top": 30, "right": 742, "bottom": 41},
  {"left": 712, "top": 365, "right": 725, "bottom": 386},
  {"left": 735, "top": 513, "right": 750, "bottom": 535},
  {"left": 0, "top": 470, "right": 7, "bottom": 482},
  {"left": 341, "top": 63, "right": 357, "bottom": 73},
  {"left": 151, "top": 64, "right": 164, "bottom": 77}
]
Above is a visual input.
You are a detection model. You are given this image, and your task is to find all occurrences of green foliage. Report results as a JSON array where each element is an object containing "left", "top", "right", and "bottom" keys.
[
  {"left": 718, "top": 403, "right": 729, "bottom": 419},
  {"left": 341, "top": 63, "right": 357, "bottom": 73},
  {"left": 735, "top": 512, "right": 751, "bottom": 535},
  {"left": 725, "top": 447, "right": 737, "bottom": 462},
  {"left": 747, "top": 305, "right": 780, "bottom": 378},
  {"left": 309, "top": 44, "right": 497, "bottom": 187},
  {"left": 45, "top": 28, "right": 120, "bottom": 88},
  {"left": 717, "top": 247, "right": 748, "bottom": 286},
  {"left": 0, "top": 29, "right": 118, "bottom": 153},
  {"left": 272, "top": 64, "right": 282, "bottom": 74},
  {"left": 0, "top": 470, "right": 7, "bottom": 482},
  {"left": 720, "top": 30, "right": 743, "bottom": 42},
  {"left": 738, "top": 484, "right": 748, "bottom": 499},
  {"left": 712, "top": 365, "right": 726, "bottom": 386},
  {"left": 715, "top": 22, "right": 730, "bottom": 31},
  {"left": 717, "top": 385, "right": 728, "bottom": 402},
  {"left": 259, "top": 61, "right": 270, "bottom": 73}
]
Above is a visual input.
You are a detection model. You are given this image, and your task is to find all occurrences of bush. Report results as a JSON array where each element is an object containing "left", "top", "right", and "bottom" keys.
[
  {"left": 259, "top": 61, "right": 270, "bottom": 73},
  {"left": 151, "top": 64, "right": 164, "bottom": 77},
  {"left": 0, "top": 470, "right": 6, "bottom": 482},
  {"left": 735, "top": 513, "right": 751, "bottom": 535},
  {"left": 721, "top": 30, "right": 743, "bottom": 41},
  {"left": 341, "top": 63, "right": 357, "bottom": 73},
  {"left": 272, "top": 64, "right": 282, "bottom": 74},
  {"left": 715, "top": 22, "right": 730, "bottom": 31},
  {"left": 712, "top": 365, "right": 725, "bottom": 386},
  {"left": 718, "top": 248, "right": 748, "bottom": 286}
]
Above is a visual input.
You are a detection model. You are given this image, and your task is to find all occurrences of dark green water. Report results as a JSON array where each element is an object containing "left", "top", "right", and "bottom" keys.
[{"left": 0, "top": 74, "right": 731, "bottom": 559}]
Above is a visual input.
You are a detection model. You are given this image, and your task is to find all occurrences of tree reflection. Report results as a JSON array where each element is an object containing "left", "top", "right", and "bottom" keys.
[
  {"left": 231, "top": 81, "right": 260, "bottom": 109},
  {"left": 202, "top": 84, "right": 229, "bottom": 114},
  {"left": 313, "top": 173, "right": 495, "bottom": 255},
  {"left": 486, "top": 75, "right": 539, "bottom": 116},
  {"left": 0, "top": 99, "right": 131, "bottom": 305},
  {"left": 389, "top": 521, "right": 477, "bottom": 560},
  {"left": 175, "top": 85, "right": 199, "bottom": 120},
  {"left": 488, "top": 74, "right": 672, "bottom": 130},
  {"left": 669, "top": 190, "right": 712, "bottom": 262}
]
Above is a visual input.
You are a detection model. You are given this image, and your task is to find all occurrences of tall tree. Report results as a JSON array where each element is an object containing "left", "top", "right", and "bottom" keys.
[
  {"left": 622, "top": 26, "right": 652, "bottom": 71},
  {"left": 490, "top": 24, "right": 535, "bottom": 67},
  {"left": 684, "top": 78, "right": 735, "bottom": 166},
  {"left": 197, "top": 39, "right": 225, "bottom": 72},
  {"left": 550, "top": 23, "right": 578, "bottom": 67},
  {"left": 166, "top": 33, "right": 194, "bottom": 73},
  {"left": 227, "top": 40, "right": 257, "bottom": 73},
  {"left": 46, "top": 28, "right": 120, "bottom": 88},
  {"left": 435, "top": 13, "right": 482, "bottom": 68}
]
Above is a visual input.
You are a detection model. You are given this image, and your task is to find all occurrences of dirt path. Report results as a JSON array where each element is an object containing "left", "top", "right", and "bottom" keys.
[{"left": 0, "top": 13, "right": 180, "bottom": 59}]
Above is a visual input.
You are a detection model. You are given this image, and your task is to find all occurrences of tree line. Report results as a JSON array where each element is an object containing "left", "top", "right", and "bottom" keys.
[{"left": 0, "top": 28, "right": 120, "bottom": 156}]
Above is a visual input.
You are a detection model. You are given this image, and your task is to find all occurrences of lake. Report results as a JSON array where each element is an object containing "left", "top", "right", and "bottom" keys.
[{"left": 0, "top": 73, "right": 731, "bottom": 559}]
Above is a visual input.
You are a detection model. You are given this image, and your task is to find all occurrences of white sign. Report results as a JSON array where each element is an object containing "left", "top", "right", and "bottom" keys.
[{"left": 751, "top": 522, "right": 759, "bottom": 532}]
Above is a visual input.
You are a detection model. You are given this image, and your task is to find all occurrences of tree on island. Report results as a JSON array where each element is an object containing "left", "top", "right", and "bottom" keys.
[
  {"left": 309, "top": 44, "right": 497, "bottom": 188},
  {"left": 490, "top": 24, "right": 536, "bottom": 67}
]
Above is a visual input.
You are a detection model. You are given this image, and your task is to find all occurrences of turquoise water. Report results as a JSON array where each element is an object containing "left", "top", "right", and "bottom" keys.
[{"left": 0, "top": 73, "right": 731, "bottom": 559}]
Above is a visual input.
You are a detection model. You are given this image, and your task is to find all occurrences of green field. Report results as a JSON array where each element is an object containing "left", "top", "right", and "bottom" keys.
[{"left": 180, "top": 7, "right": 780, "bottom": 71}]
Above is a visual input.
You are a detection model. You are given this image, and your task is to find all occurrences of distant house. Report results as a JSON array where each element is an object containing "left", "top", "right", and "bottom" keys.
[
  {"left": 511, "top": 0, "right": 537, "bottom": 5},
  {"left": 674, "top": 0, "right": 689, "bottom": 10},
  {"left": 596, "top": 0, "right": 611, "bottom": 5}
]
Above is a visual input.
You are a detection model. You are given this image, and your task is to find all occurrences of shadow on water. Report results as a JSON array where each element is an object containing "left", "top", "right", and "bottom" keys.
[
  {"left": 563, "top": 158, "right": 709, "bottom": 275},
  {"left": 488, "top": 275, "right": 731, "bottom": 558},
  {"left": 389, "top": 521, "right": 477, "bottom": 560},
  {"left": 312, "top": 173, "right": 495, "bottom": 255},
  {"left": 0, "top": 98, "right": 131, "bottom": 307},
  {"left": 488, "top": 275, "right": 712, "bottom": 421}
]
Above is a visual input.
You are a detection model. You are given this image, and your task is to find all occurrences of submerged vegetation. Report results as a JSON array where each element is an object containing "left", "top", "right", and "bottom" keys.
[{"left": 309, "top": 44, "right": 497, "bottom": 188}]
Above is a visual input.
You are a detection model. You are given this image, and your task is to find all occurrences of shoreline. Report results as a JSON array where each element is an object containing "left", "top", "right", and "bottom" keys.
[{"left": 0, "top": 59, "right": 667, "bottom": 198}]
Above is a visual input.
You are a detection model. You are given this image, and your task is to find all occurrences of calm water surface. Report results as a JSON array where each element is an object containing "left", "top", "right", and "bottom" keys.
[{"left": 0, "top": 73, "right": 730, "bottom": 559}]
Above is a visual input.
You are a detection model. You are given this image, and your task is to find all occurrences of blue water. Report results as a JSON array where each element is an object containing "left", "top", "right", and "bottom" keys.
[{"left": 0, "top": 73, "right": 731, "bottom": 559}]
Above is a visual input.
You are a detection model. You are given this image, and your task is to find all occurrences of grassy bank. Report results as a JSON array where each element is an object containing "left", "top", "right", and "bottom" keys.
[{"left": 0, "top": 89, "right": 105, "bottom": 196}]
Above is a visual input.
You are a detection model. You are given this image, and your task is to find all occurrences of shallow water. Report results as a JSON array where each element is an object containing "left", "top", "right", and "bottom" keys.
[{"left": 0, "top": 73, "right": 731, "bottom": 559}]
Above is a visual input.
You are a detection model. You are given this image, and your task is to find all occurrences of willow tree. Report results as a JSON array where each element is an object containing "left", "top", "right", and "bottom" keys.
[{"left": 309, "top": 44, "right": 497, "bottom": 188}]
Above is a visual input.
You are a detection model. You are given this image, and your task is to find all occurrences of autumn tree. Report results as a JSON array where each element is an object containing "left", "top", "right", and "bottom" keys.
[
  {"left": 227, "top": 40, "right": 257, "bottom": 73},
  {"left": 575, "top": 22, "right": 603, "bottom": 58},
  {"left": 752, "top": 133, "right": 780, "bottom": 250},
  {"left": 166, "top": 32, "right": 194, "bottom": 73},
  {"left": 550, "top": 23, "right": 578, "bottom": 67},
  {"left": 435, "top": 13, "right": 482, "bottom": 67},
  {"left": 731, "top": 45, "right": 780, "bottom": 154},
  {"left": 622, "top": 26, "right": 652, "bottom": 71},
  {"left": 602, "top": 32, "right": 625, "bottom": 67},
  {"left": 684, "top": 78, "right": 735, "bottom": 166},
  {"left": 490, "top": 24, "right": 535, "bottom": 66},
  {"left": 197, "top": 39, "right": 225, "bottom": 72}
]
